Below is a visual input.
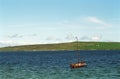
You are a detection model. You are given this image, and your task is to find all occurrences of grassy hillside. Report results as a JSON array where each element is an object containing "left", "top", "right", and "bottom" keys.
[{"left": 0, "top": 42, "right": 120, "bottom": 51}]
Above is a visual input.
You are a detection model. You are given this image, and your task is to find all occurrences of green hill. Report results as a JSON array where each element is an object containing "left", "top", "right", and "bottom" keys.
[{"left": 0, "top": 42, "right": 120, "bottom": 51}]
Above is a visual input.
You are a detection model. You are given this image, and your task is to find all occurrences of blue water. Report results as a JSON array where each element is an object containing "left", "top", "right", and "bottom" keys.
[{"left": 0, "top": 50, "right": 120, "bottom": 79}]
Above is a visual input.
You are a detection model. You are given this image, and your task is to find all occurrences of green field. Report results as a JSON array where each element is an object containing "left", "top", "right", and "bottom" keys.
[{"left": 0, "top": 42, "right": 120, "bottom": 51}]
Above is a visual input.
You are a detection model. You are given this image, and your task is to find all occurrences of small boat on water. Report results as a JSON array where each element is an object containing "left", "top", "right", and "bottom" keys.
[
  {"left": 70, "top": 37, "right": 87, "bottom": 68},
  {"left": 70, "top": 61, "right": 87, "bottom": 68}
]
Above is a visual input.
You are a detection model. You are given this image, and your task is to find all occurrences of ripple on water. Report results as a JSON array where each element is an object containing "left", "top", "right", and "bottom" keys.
[{"left": 0, "top": 50, "right": 120, "bottom": 79}]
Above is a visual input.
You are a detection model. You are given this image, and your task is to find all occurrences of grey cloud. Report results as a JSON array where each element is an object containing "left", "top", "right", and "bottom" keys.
[
  {"left": 65, "top": 34, "right": 75, "bottom": 40},
  {"left": 45, "top": 36, "right": 62, "bottom": 43},
  {"left": 30, "top": 34, "right": 37, "bottom": 37},
  {"left": 80, "top": 36, "right": 90, "bottom": 40},
  {"left": 8, "top": 34, "right": 23, "bottom": 38},
  {"left": 46, "top": 36, "right": 55, "bottom": 41},
  {"left": 7, "top": 33, "right": 37, "bottom": 38},
  {"left": 79, "top": 35, "right": 102, "bottom": 41}
]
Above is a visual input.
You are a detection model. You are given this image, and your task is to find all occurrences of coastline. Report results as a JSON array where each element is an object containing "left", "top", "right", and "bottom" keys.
[{"left": 0, "top": 42, "right": 120, "bottom": 51}]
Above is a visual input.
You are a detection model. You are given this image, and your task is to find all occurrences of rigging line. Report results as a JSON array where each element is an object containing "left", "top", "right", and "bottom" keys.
[{"left": 76, "top": 37, "right": 80, "bottom": 63}]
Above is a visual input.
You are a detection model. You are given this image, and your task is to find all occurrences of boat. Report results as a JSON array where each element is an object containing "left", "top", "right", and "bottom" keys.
[{"left": 70, "top": 37, "right": 87, "bottom": 68}]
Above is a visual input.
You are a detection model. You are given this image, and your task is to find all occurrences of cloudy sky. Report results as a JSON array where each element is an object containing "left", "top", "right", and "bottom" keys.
[{"left": 0, "top": 0, "right": 120, "bottom": 47}]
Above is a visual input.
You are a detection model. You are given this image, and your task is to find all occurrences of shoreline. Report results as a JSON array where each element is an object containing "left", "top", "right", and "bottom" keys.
[
  {"left": 0, "top": 42, "right": 120, "bottom": 51},
  {"left": 0, "top": 50, "right": 120, "bottom": 52}
]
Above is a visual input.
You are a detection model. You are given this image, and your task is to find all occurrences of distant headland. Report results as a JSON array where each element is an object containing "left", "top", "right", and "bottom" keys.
[{"left": 0, "top": 42, "right": 120, "bottom": 51}]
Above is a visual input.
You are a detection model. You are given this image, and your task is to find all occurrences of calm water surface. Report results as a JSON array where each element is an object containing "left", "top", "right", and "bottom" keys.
[{"left": 0, "top": 50, "right": 120, "bottom": 79}]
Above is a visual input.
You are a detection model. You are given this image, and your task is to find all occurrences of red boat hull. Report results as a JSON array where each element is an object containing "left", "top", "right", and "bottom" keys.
[{"left": 70, "top": 62, "right": 87, "bottom": 68}]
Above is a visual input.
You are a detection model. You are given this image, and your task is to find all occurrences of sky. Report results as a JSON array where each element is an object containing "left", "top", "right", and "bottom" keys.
[{"left": 0, "top": 0, "right": 120, "bottom": 47}]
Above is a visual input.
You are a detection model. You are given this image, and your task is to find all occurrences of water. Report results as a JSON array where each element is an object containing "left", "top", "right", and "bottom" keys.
[{"left": 0, "top": 50, "right": 120, "bottom": 79}]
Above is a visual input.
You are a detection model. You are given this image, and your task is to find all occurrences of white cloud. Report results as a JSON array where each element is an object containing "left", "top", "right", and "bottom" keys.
[
  {"left": 0, "top": 40, "right": 17, "bottom": 47},
  {"left": 91, "top": 35, "right": 102, "bottom": 41},
  {"left": 78, "top": 35, "right": 102, "bottom": 41},
  {"left": 0, "top": 40, "right": 13, "bottom": 44},
  {"left": 86, "top": 16, "right": 112, "bottom": 26}
]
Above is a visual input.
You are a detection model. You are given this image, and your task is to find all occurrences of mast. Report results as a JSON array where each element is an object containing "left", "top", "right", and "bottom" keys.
[
  {"left": 76, "top": 37, "right": 80, "bottom": 63},
  {"left": 70, "top": 37, "right": 87, "bottom": 68}
]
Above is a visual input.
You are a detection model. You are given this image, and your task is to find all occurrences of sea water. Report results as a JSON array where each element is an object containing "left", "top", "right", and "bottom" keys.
[{"left": 0, "top": 50, "right": 120, "bottom": 79}]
